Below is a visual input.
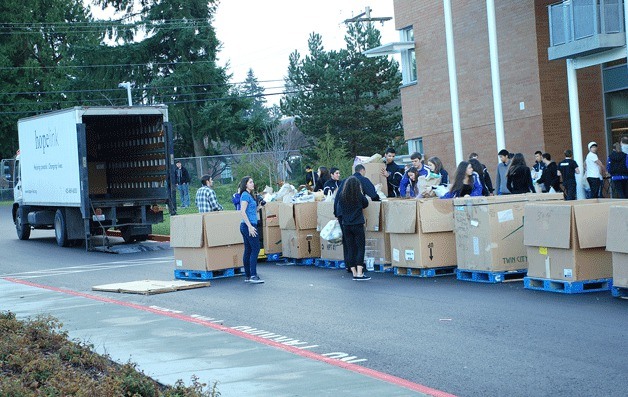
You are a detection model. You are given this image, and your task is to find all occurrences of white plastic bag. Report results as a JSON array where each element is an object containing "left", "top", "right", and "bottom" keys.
[{"left": 320, "top": 219, "right": 342, "bottom": 244}]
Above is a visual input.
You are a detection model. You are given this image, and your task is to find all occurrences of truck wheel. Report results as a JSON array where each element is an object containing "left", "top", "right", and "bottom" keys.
[
  {"left": 16, "top": 207, "right": 31, "bottom": 240},
  {"left": 120, "top": 226, "right": 136, "bottom": 244},
  {"left": 135, "top": 235, "right": 149, "bottom": 242},
  {"left": 54, "top": 209, "right": 69, "bottom": 247}
]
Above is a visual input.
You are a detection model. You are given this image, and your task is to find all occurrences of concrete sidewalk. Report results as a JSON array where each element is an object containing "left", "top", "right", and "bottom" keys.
[{"left": 0, "top": 278, "right": 450, "bottom": 397}]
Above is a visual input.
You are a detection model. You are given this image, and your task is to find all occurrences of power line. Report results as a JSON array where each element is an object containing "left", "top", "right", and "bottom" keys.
[{"left": 0, "top": 80, "right": 285, "bottom": 96}]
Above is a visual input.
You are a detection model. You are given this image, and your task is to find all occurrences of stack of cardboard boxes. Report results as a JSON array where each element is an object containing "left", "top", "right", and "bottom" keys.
[
  {"left": 171, "top": 211, "right": 244, "bottom": 272},
  {"left": 384, "top": 198, "right": 456, "bottom": 269},
  {"left": 363, "top": 200, "right": 390, "bottom": 267},
  {"left": 317, "top": 201, "right": 343, "bottom": 261},
  {"left": 524, "top": 199, "right": 626, "bottom": 283},
  {"left": 453, "top": 193, "right": 563, "bottom": 273},
  {"left": 261, "top": 202, "right": 282, "bottom": 256},
  {"left": 607, "top": 204, "right": 628, "bottom": 294},
  {"left": 278, "top": 202, "right": 321, "bottom": 259}
]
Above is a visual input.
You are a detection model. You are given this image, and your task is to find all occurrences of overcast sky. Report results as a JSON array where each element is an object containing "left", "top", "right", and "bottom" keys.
[{"left": 213, "top": 1, "right": 398, "bottom": 105}]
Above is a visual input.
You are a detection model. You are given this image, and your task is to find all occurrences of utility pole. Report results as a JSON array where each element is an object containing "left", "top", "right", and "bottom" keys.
[
  {"left": 118, "top": 82, "right": 133, "bottom": 106},
  {"left": 343, "top": 6, "right": 392, "bottom": 24}
]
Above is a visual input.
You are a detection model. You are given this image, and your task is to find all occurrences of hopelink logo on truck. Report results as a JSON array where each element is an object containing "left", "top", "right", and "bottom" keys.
[{"left": 35, "top": 128, "right": 59, "bottom": 154}]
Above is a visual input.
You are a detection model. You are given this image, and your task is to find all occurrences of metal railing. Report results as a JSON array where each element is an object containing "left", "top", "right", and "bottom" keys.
[{"left": 549, "top": 0, "right": 624, "bottom": 46}]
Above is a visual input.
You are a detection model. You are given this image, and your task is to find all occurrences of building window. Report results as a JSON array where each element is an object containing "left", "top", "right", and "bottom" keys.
[
  {"left": 400, "top": 27, "right": 417, "bottom": 85},
  {"left": 407, "top": 138, "right": 423, "bottom": 155}
]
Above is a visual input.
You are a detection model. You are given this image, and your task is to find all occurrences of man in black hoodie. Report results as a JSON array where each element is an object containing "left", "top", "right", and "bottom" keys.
[
  {"left": 536, "top": 153, "right": 562, "bottom": 193},
  {"left": 380, "top": 147, "right": 404, "bottom": 197},
  {"left": 607, "top": 139, "right": 628, "bottom": 198}
]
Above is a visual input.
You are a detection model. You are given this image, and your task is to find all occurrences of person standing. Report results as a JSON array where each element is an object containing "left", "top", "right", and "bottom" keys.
[
  {"left": 469, "top": 159, "right": 490, "bottom": 196},
  {"left": 585, "top": 142, "right": 606, "bottom": 198},
  {"left": 607, "top": 141, "right": 628, "bottom": 198},
  {"left": 535, "top": 153, "right": 562, "bottom": 193},
  {"left": 323, "top": 167, "right": 341, "bottom": 196},
  {"left": 495, "top": 149, "right": 511, "bottom": 195},
  {"left": 195, "top": 175, "right": 223, "bottom": 213},
  {"left": 469, "top": 153, "right": 493, "bottom": 194},
  {"left": 175, "top": 160, "right": 191, "bottom": 208},
  {"left": 305, "top": 165, "right": 318, "bottom": 188},
  {"left": 441, "top": 161, "right": 483, "bottom": 199},
  {"left": 335, "top": 176, "right": 370, "bottom": 281},
  {"left": 558, "top": 149, "right": 580, "bottom": 201},
  {"left": 506, "top": 153, "right": 535, "bottom": 194},
  {"left": 380, "top": 147, "right": 404, "bottom": 197},
  {"left": 238, "top": 176, "right": 264, "bottom": 284},
  {"left": 350, "top": 164, "right": 380, "bottom": 201},
  {"left": 314, "top": 166, "right": 330, "bottom": 192},
  {"left": 399, "top": 167, "right": 420, "bottom": 197}
]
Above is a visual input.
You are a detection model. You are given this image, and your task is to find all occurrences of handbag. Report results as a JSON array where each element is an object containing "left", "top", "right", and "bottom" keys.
[{"left": 320, "top": 219, "right": 342, "bottom": 244}]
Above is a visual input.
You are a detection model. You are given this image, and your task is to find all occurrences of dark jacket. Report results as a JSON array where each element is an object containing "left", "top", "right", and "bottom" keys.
[
  {"left": 175, "top": 166, "right": 190, "bottom": 184},
  {"left": 323, "top": 179, "right": 341, "bottom": 196},
  {"left": 480, "top": 164, "right": 494, "bottom": 194},
  {"left": 440, "top": 168, "right": 450, "bottom": 186},
  {"left": 314, "top": 175, "right": 329, "bottom": 192},
  {"left": 507, "top": 166, "right": 534, "bottom": 194},
  {"left": 385, "top": 162, "right": 404, "bottom": 197},
  {"left": 335, "top": 192, "right": 369, "bottom": 226},
  {"left": 608, "top": 151, "right": 628, "bottom": 177},
  {"left": 352, "top": 172, "right": 379, "bottom": 201},
  {"left": 536, "top": 162, "right": 562, "bottom": 192}
]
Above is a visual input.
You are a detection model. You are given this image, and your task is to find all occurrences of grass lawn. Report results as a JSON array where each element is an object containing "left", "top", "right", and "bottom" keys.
[{"left": 152, "top": 182, "right": 237, "bottom": 236}]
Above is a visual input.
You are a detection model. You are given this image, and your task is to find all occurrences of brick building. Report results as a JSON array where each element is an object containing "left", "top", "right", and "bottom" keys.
[{"left": 367, "top": 0, "right": 627, "bottom": 195}]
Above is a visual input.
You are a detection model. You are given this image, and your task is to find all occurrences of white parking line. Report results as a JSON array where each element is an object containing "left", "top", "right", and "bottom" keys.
[{"left": 1, "top": 257, "right": 174, "bottom": 279}]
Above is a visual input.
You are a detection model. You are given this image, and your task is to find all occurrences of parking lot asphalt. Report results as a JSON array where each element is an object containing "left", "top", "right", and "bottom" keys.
[{"left": 1, "top": 277, "right": 454, "bottom": 397}]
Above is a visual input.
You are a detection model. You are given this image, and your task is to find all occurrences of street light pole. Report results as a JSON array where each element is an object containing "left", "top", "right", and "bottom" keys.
[{"left": 118, "top": 82, "right": 133, "bottom": 106}]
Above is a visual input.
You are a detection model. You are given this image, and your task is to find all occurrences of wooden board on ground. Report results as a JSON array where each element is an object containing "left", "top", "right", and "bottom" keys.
[{"left": 92, "top": 279, "right": 210, "bottom": 295}]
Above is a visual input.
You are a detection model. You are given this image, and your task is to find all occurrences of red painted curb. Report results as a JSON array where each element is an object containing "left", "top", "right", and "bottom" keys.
[{"left": 3, "top": 277, "right": 457, "bottom": 397}]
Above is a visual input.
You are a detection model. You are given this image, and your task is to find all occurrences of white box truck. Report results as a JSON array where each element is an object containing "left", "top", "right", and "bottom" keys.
[{"left": 13, "top": 106, "right": 176, "bottom": 248}]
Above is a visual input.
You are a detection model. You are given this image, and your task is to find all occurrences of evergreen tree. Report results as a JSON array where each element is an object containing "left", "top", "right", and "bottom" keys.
[{"left": 281, "top": 22, "right": 403, "bottom": 158}]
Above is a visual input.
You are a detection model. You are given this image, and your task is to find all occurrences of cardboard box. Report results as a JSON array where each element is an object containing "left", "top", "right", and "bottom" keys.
[
  {"left": 383, "top": 199, "right": 418, "bottom": 233},
  {"left": 278, "top": 202, "right": 318, "bottom": 230},
  {"left": 317, "top": 201, "right": 336, "bottom": 231},
  {"left": 524, "top": 199, "right": 625, "bottom": 281},
  {"left": 612, "top": 253, "right": 628, "bottom": 288},
  {"left": 281, "top": 229, "right": 321, "bottom": 258},
  {"left": 365, "top": 231, "right": 391, "bottom": 264},
  {"left": 174, "top": 245, "right": 243, "bottom": 271},
  {"left": 355, "top": 162, "right": 388, "bottom": 196},
  {"left": 320, "top": 238, "right": 344, "bottom": 261},
  {"left": 170, "top": 212, "right": 245, "bottom": 271},
  {"left": 453, "top": 194, "right": 562, "bottom": 272},
  {"left": 606, "top": 204, "right": 628, "bottom": 287},
  {"left": 262, "top": 201, "right": 281, "bottom": 227},
  {"left": 384, "top": 198, "right": 454, "bottom": 234},
  {"left": 364, "top": 201, "right": 382, "bottom": 232},
  {"left": 88, "top": 162, "right": 107, "bottom": 195},
  {"left": 263, "top": 225, "right": 282, "bottom": 254},
  {"left": 389, "top": 231, "right": 456, "bottom": 268}
]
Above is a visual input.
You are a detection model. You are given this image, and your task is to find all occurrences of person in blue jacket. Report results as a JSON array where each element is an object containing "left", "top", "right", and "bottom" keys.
[
  {"left": 399, "top": 167, "right": 420, "bottom": 197},
  {"left": 441, "top": 161, "right": 483, "bottom": 199}
]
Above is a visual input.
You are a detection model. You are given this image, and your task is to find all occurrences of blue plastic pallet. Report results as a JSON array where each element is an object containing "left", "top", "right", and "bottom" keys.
[
  {"left": 264, "top": 252, "right": 283, "bottom": 262},
  {"left": 281, "top": 257, "right": 316, "bottom": 266},
  {"left": 611, "top": 286, "right": 628, "bottom": 298},
  {"left": 457, "top": 268, "right": 526, "bottom": 283},
  {"left": 372, "top": 263, "right": 393, "bottom": 273},
  {"left": 524, "top": 277, "right": 613, "bottom": 294},
  {"left": 394, "top": 266, "right": 457, "bottom": 278},
  {"left": 315, "top": 259, "right": 346, "bottom": 269},
  {"left": 174, "top": 267, "right": 244, "bottom": 281}
]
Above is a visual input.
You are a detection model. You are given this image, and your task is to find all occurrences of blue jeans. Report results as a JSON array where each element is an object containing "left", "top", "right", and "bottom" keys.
[
  {"left": 240, "top": 222, "right": 260, "bottom": 278},
  {"left": 177, "top": 183, "right": 190, "bottom": 207}
]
